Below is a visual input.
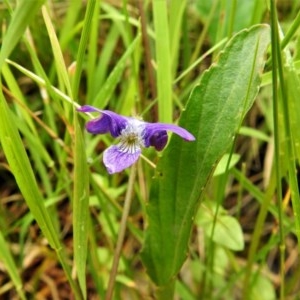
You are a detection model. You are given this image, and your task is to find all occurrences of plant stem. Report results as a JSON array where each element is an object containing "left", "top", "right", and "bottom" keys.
[
  {"left": 105, "top": 164, "right": 137, "bottom": 300},
  {"left": 155, "top": 279, "right": 175, "bottom": 300}
]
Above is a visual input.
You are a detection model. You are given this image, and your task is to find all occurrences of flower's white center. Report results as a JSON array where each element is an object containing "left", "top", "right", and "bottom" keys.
[{"left": 118, "top": 119, "right": 145, "bottom": 154}]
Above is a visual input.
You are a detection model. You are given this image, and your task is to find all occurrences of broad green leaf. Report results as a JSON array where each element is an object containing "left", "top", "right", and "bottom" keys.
[
  {"left": 197, "top": 206, "right": 244, "bottom": 251},
  {"left": 141, "top": 25, "right": 270, "bottom": 286},
  {"left": 250, "top": 272, "right": 276, "bottom": 300},
  {"left": 73, "top": 111, "right": 89, "bottom": 298},
  {"left": 213, "top": 215, "right": 244, "bottom": 251},
  {"left": 0, "top": 0, "right": 45, "bottom": 69}
]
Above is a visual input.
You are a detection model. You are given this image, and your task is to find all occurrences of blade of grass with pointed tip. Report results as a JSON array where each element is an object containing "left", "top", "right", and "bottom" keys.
[
  {"left": 73, "top": 111, "right": 89, "bottom": 298},
  {"left": 0, "top": 231, "right": 26, "bottom": 300},
  {"left": 0, "top": 85, "right": 83, "bottom": 299},
  {"left": 0, "top": 87, "right": 58, "bottom": 249},
  {"left": 42, "top": 5, "right": 73, "bottom": 97},
  {"left": 141, "top": 25, "right": 270, "bottom": 287},
  {"left": 6, "top": 59, "right": 79, "bottom": 108}
]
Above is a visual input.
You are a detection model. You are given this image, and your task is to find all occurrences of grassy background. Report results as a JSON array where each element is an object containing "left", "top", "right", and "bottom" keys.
[{"left": 0, "top": 0, "right": 300, "bottom": 299}]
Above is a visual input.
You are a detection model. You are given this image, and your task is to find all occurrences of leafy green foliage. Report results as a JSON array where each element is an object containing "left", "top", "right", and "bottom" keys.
[
  {"left": 0, "top": 1, "right": 300, "bottom": 299},
  {"left": 197, "top": 202, "right": 244, "bottom": 251},
  {"left": 141, "top": 25, "right": 270, "bottom": 286}
]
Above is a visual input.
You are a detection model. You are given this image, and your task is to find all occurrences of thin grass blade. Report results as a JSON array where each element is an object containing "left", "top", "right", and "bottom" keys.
[
  {"left": 72, "top": 0, "right": 97, "bottom": 99},
  {"left": 42, "top": 5, "right": 73, "bottom": 97},
  {"left": 0, "top": 231, "right": 26, "bottom": 300},
  {"left": 92, "top": 35, "right": 141, "bottom": 108},
  {"left": 73, "top": 111, "right": 89, "bottom": 298},
  {"left": 0, "top": 85, "right": 83, "bottom": 299},
  {"left": 153, "top": 0, "right": 172, "bottom": 123}
]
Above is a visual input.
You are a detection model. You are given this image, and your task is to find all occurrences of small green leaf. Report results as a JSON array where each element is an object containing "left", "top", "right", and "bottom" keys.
[
  {"left": 197, "top": 202, "right": 244, "bottom": 250},
  {"left": 197, "top": 207, "right": 244, "bottom": 251},
  {"left": 250, "top": 272, "right": 276, "bottom": 300},
  {"left": 212, "top": 216, "right": 244, "bottom": 250},
  {"left": 141, "top": 25, "right": 270, "bottom": 286},
  {"left": 213, "top": 153, "right": 240, "bottom": 176}
]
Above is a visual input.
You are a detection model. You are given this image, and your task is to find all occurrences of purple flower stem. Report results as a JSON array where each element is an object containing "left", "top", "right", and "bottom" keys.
[{"left": 105, "top": 163, "right": 137, "bottom": 300}]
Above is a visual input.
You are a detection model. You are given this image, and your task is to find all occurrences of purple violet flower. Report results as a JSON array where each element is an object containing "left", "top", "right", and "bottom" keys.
[{"left": 77, "top": 105, "right": 195, "bottom": 174}]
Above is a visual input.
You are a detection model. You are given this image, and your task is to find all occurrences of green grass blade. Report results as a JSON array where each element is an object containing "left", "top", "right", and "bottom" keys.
[
  {"left": 0, "top": 86, "right": 83, "bottom": 299},
  {"left": 141, "top": 25, "right": 270, "bottom": 287},
  {"left": 278, "top": 63, "right": 300, "bottom": 246},
  {"left": 0, "top": 0, "right": 45, "bottom": 69},
  {"left": 270, "top": 3, "right": 300, "bottom": 299},
  {"left": 0, "top": 88, "right": 57, "bottom": 249},
  {"left": 92, "top": 35, "right": 141, "bottom": 108},
  {"left": 72, "top": 0, "right": 97, "bottom": 99},
  {"left": 280, "top": 10, "right": 300, "bottom": 50},
  {"left": 153, "top": 0, "right": 172, "bottom": 123},
  {"left": 73, "top": 111, "right": 89, "bottom": 298},
  {"left": 87, "top": 0, "right": 101, "bottom": 101},
  {"left": 58, "top": 0, "right": 83, "bottom": 50},
  {"left": 6, "top": 59, "right": 80, "bottom": 108},
  {"left": 0, "top": 231, "right": 25, "bottom": 300},
  {"left": 1, "top": 63, "right": 37, "bottom": 133},
  {"left": 89, "top": 23, "right": 120, "bottom": 100},
  {"left": 42, "top": 5, "right": 73, "bottom": 97},
  {"left": 169, "top": 0, "right": 186, "bottom": 76}
]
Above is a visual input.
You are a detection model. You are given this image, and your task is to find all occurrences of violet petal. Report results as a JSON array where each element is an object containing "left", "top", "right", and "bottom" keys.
[
  {"left": 103, "top": 145, "right": 141, "bottom": 174},
  {"left": 77, "top": 105, "right": 101, "bottom": 113},
  {"left": 77, "top": 105, "right": 128, "bottom": 137},
  {"left": 143, "top": 123, "right": 195, "bottom": 149},
  {"left": 149, "top": 130, "right": 168, "bottom": 151}
]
